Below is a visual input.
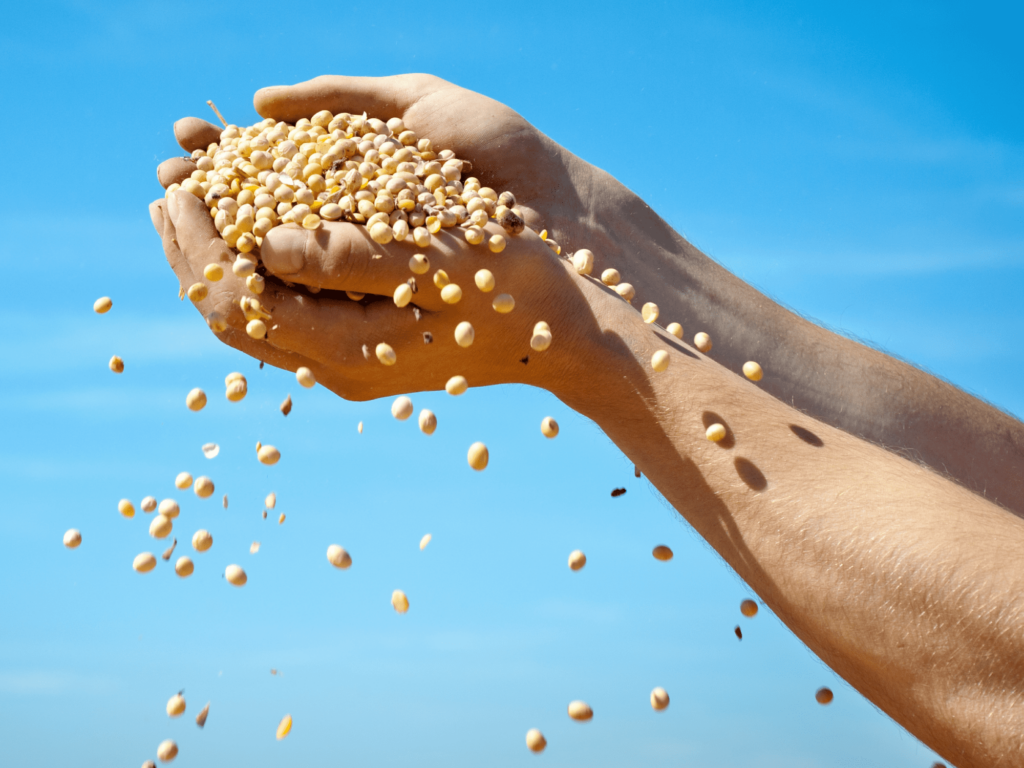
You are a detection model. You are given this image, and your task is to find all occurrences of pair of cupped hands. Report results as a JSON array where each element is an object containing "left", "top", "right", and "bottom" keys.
[{"left": 150, "top": 74, "right": 643, "bottom": 402}]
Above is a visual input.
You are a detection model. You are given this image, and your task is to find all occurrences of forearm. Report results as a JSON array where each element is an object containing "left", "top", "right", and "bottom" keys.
[
  {"left": 556, "top": 290, "right": 1024, "bottom": 767},
  {"left": 549, "top": 160, "right": 1024, "bottom": 517}
]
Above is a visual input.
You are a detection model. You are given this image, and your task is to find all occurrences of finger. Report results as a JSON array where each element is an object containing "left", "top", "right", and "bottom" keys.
[
  {"left": 157, "top": 157, "right": 197, "bottom": 189},
  {"left": 254, "top": 74, "right": 446, "bottom": 123},
  {"left": 174, "top": 117, "right": 223, "bottom": 152}
]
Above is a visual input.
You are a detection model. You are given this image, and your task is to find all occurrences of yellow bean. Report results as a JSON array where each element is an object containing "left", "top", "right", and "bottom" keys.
[
  {"left": 666, "top": 322, "right": 683, "bottom": 339},
  {"left": 302, "top": 213, "right": 321, "bottom": 230},
  {"left": 433, "top": 269, "right": 450, "bottom": 289},
  {"left": 166, "top": 693, "right": 186, "bottom": 717},
  {"left": 743, "top": 361, "right": 763, "bottom": 381},
  {"left": 694, "top": 332, "right": 712, "bottom": 353},
  {"left": 391, "top": 589, "right": 410, "bottom": 613},
  {"left": 192, "top": 529, "right": 213, "bottom": 552},
  {"left": 418, "top": 409, "right": 437, "bottom": 435},
  {"left": 158, "top": 499, "right": 180, "bottom": 518},
  {"left": 706, "top": 423, "right": 726, "bottom": 442},
  {"left": 492, "top": 293, "right": 515, "bottom": 313},
  {"left": 467, "top": 441, "right": 489, "bottom": 470},
  {"left": 156, "top": 739, "right": 178, "bottom": 762},
  {"left": 525, "top": 729, "right": 547, "bottom": 753},
  {"left": 391, "top": 396, "right": 414, "bottom": 420},
  {"left": 194, "top": 476, "right": 214, "bottom": 498},
  {"left": 246, "top": 319, "right": 267, "bottom": 339},
  {"left": 641, "top": 302, "right": 659, "bottom": 323},
  {"left": 601, "top": 268, "right": 620, "bottom": 286},
  {"left": 488, "top": 234, "right": 506, "bottom": 253},
  {"left": 149, "top": 515, "right": 173, "bottom": 539},
  {"left": 441, "top": 284, "right": 462, "bottom": 304},
  {"left": 327, "top": 544, "right": 352, "bottom": 569},
  {"left": 571, "top": 249, "right": 594, "bottom": 275},
  {"left": 296, "top": 367, "right": 316, "bottom": 388},
  {"left": 133, "top": 552, "right": 157, "bottom": 573},
  {"left": 394, "top": 283, "right": 413, "bottom": 308},
  {"left": 650, "top": 687, "right": 670, "bottom": 711},
  {"left": 376, "top": 343, "right": 397, "bottom": 366},
  {"left": 465, "top": 226, "right": 485, "bottom": 245},
  {"left": 614, "top": 282, "right": 635, "bottom": 301},
  {"left": 409, "top": 254, "right": 430, "bottom": 274},
  {"left": 541, "top": 417, "right": 559, "bottom": 438},
  {"left": 740, "top": 599, "right": 758, "bottom": 617},
  {"left": 109, "top": 355, "right": 124, "bottom": 373},
  {"left": 175, "top": 472, "right": 192, "bottom": 490},
  {"left": 474, "top": 269, "right": 495, "bottom": 292},
  {"left": 93, "top": 296, "right": 112, "bottom": 314},
  {"left": 370, "top": 221, "right": 393, "bottom": 243},
  {"left": 233, "top": 256, "right": 256, "bottom": 277},
  {"left": 118, "top": 499, "right": 135, "bottom": 518},
  {"left": 454, "top": 321, "right": 475, "bottom": 347},
  {"left": 63, "top": 529, "right": 82, "bottom": 548},
  {"left": 175, "top": 557, "right": 194, "bottom": 578},
  {"left": 567, "top": 701, "right": 593, "bottom": 721},
  {"left": 446, "top": 375, "right": 468, "bottom": 395},
  {"left": 186, "top": 388, "right": 207, "bottom": 411},
  {"left": 652, "top": 545, "right": 674, "bottom": 561},
  {"left": 413, "top": 227, "right": 430, "bottom": 248},
  {"left": 651, "top": 350, "right": 670, "bottom": 372},
  {"left": 530, "top": 329, "right": 552, "bottom": 352},
  {"left": 204, "top": 263, "right": 224, "bottom": 281},
  {"left": 568, "top": 549, "right": 586, "bottom": 570},
  {"left": 225, "top": 564, "right": 247, "bottom": 586},
  {"left": 258, "top": 445, "right": 280, "bottom": 465}
]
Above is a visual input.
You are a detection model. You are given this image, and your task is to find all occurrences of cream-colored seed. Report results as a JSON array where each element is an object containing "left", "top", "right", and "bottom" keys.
[
  {"left": 109, "top": 355, "right": 124, "bottom": 373},
  {"left": 63, "top": 529, "right": 82, "bottom": 548},
  {"left": 156, "top": 739, "right": 178, "bottom": 762},
  {"left": 232, "top": 257, "right": 256, "bottom": 277},
  {"left": 694, "top": 332, "right": 712, "bottom": 353},
  {"left": 488, "top": 234, "right": 506, "bottom": 253},
  {"left": 276, "top": 714, "right": 293, "bottom": 740},
  {"left": 474, "top": 269, "right": 495, "bottom": 292},
  {"left": 141, "top": 496, "right": 157, "bottom": 513},
  {"left": 601, "top": 268, "right": 620, "bottom": 286},
  {"left": 175, "top": 472, "right": 193, "bottom": 490},
  {"left": 706, "top": 423, "right": 727, "bottom": 442},
  {"left": 816, "top": 687, "right": 834, "bottom": 705},
  {"left": 207, "top": 313, "right": 228, "bottom": 333},
  {"left": 441, "top": 283, "right": 462, "bottom": 304},
  {"left": 376, "top": 343, "right": 397, "bottom": 366},
  {"left": 203, "top": 263, "right": 224, "bottom": 282},
  {"left": 225, "top": 564, "right": 247, "bottom": 586},
  {"left": 265, "top": 492, "right": 276, "bottom": 509},
  {"left": 194, "top": 476, "right": 214, "bottom": 498},
  {"left": 93, "top": 296, "right": 112, "bottom": 314},
  {"left": 446, "top": 375, "right": 468, "bottom": 395},
  {"left": 541, "top": 417, "right": 559, "bottom": 438},
  {"left": 413, "top": 227, "right": 430, "bottom": 248},
  {"left": 150, "top": 515, "right": 173, "bottom": 539},
  {"left": 118, "top": 499, "right": 135, "bottom": 518},
  {"left": 740, "top": 599, "right": 759, "bottom": 618},
  {"left": 419, "top": 533, "right": 432, "bottom": 550},
  {"left": 467, "top": 441, "right": 489, "bottom": 470},
  {"left": 185, "top": 388, "right": 207, "bottom": 412},
  {"left": 158, "top": 499, "right": 179, "bottom": 518},
  {"left": 567, "top": 701, "right": 593, "bottom": 722},
  {"left": 370, "top": 221, "right": 393, "bottom": 244},
  {"left": 531, "top": 329, "right": 552, "bottom": 352},
  {"left": 393, "top": 283, "right": 413, "bottom": 308},
  {"left": 166, "top": 693, "right": 186, "bottom": 717},
  {"left": 492, "top": 293, "right": 515, "bottom": 313},
  {"left": 391, "top": 396, "right": 414, "bottom": 420},
  {"left": 743, "top": 361, "right": 764, "bottom": 381},
  {"left": 409, "top": 254, "right": 430, "bottom": 274},
  {"left": 302, "top": 213, "right": 321, "bottom": 230},
  {"left": 433, "top": 269, "right": 450, "bottom": 289},
  {"left": 192, "top": 530, "right": 213, "bottom": 552},
  {"left": 133, "top": 552, "right": 157, "bottom": 573},
  {"left": 454, "top": 321, "right": 475, "bottom": 347},
  {"left": 666, "top": 322, "right": 683, "bottom": 339},
  {"left": 464, "top": 226, "right": 485, "bottom": 245},
  {"left": 614, "top": 282, "right": 636, "bottom": 301},
  {"left": 327, "top": 544, "right": 352, "bottom": 569},
  {"left": 651, "top": 687, "right": 670, "bottom": 711},
  {"left": 246, "top": 319, "right": 267, "bottom": 339},
  {"left": 652, "top": 545, "right": 674, "bottom": 561},
  {"left": 296, "top": 367, "right": 316, "bottom": 388},
  {"left": 568, "top": 549, "right": 587, "bottom": 571},
  {"left": 418, "top": 409, "right": 437, "bottom": 435},
  {"left": 525, "top": 728, "right": 547, "bottom": 753},
  {"left": 571, "top": 249, "right": 594, "bottom": 275},
  {"left": 651, "top": 350, "right": 670, "bottom": 372},
  {"left": 226, "top": 378, "right": 247, "bottom": 402},
  {"left": 175, "top": 557, "right": 194, "bottom": 578},
  {"left": 391, "top": 589, "right": 410, "bottom": 613},
  {"left": 642, "top": 302, "right": 659, "bottom": 323},
  {"left": 258, "top": 445, "right": 281, "bottom": 465}
]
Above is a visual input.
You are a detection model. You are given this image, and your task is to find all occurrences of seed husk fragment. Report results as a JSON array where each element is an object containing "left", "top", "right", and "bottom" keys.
[
  {"left": 735, "top": 626, "right": 743, "bottom": 640},
  {"left": 541, "top": 417, "right": 559, "bottom": 438},
  {"left": 280, "top": 394, "right": 292, "bottom": 416},
  {"left": 250, "top": 541, "right": 260, "bottom": 553},
  {"left": 525, "top": 729, "right": 547, "bottom": 753},
  {"left": 568, "top": 550, "right": 586, "bottom": 571},
  {"left": 467, "top": 442, "right": 488, "bottom": 470},
  {"left": 567, "top": 701, "right": 593, "bottom": 722},
  {"left": 195, "top": 703, "right": 209, "bottom": 728},
  {"left": 109, "top": 355, "right": 124, "bottom": 373},
  {"left": 186, "top": 388, "right": 207, "bottom": 411},
  {"left": 611, "top": 488, "right": 626, "bottom": 497},
  {"left": 327, "top": 544, "right": 352, "bottom": 569},
  {"left": 419, "top": 533, "right": 432, "bottom": 550},
  {"left": 161, "top": 539, "right": 177, "bottom": 560},
  {"left": 63, "top": 529, "right": 81, "bottom": 548},
  {"left": 278, "top": 513, "right": 286, "bottom": 524},
  {"left": 650, "top": 687, "right": 670, "bottom": 711},
  {"left": 133, "top": 552, "right": 157, "bottom": 573},
  {"left": 265, "top": 492, "right": 276, "bottom": 510}
]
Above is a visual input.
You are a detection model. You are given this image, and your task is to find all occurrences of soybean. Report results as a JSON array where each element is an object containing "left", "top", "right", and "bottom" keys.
[
  {"left": 642, "top": 302, "right": 659, "bottom": 323},
  {"left": 568, "top": 549, "right": 587, "bottom": 571},
  {"left": 93, "top": 296, "right": 112, "bottom": 314},
  {"left": 192, "top": 529, "right": 213, "bottom": 552},
  {"left": 492, "top": 293, "right": 515, "bottom": 313},
  {"left": 376, "top": 343, "right": 397, "bottom": 366},
  {"left": 188, "top": 283, "right": 208, "bottom": 302},
  {"left": 141, "top": 496, "right": 157, "bottom": 513},
  {"left": 119, "top": 499, "right": 136, "bottom": 518},
  {"left": 203, "top": 263, "right": 223, "bottom": 281},
  {"left": 488, "top": 234, "right": 506, "bottom": 253},
  {"left": 158, "top": 499, "right": 179, "bottom": 517},
  {"left": 706, "top": 424, "right": 726, "bottom": 442},
  {"left": 150, "top": 515, "right": 173, "bottom": 539},
  {"left": 650, "top": 687, "right": 670, "bottom": 711},
  {"left": 652, "top": 545, "right": 673, "bottom": 561},
  {"left": 133, "top": 552, "right": 157, "bottom": 573},
  {"left": 409, "top": 254, "right": 430, "bottom": 274},
  {"left": 194, "top": 476, "right": 214, "bottom": 498},
  {"left": 541, "top": 417, "right": 559, "bottom": 438},
  {"left": 63, "top": 529, "right": 82, "bottom": 548},
  {"left": 186, "top": 388, "right": 207, "bottom": 411},
  {"left": 265, "top": 492, "right": 276, "bottom": 509},
  {"left": 743, "top": 361, "right": 763, "bottom": 381},
  {"left": 175, "top": 472, "right": 193, "bottom": 490},
  {"left": 441, "top": 283, "right": 462, "bottom": 304},
  {"left": 446, "top": 375, "right": 468, "bottom": 395},
  {"left": 454, "top": 321, "right": 475, "bottom": 347},
  {"left": 327, "top": 544, "right": 352, "bottom": 569},
  {"left": 567, "top": 701, "right": 593, "bottom": 722},
  {"left": 391, "top": 396, "right": 414, "bottom": 420},
  {"left": 418, "top": 409, "right": 437, "bottom": 435},
  {"left": 666, "top": 322, "right": 683, "bottom": 339},
  {"left": 614, "top": 283, "right": 635, "bottom": 302},
  {"left": 740, "top": 599, "right": 758, "bottom": 618},
  {"left": 225, "top": 564, "right": 247, "bottom": 586},
  {"left": 572, "top": 249, "right": 594, "bottom": 275},
  {"left": 525, "top": 729, "right": 547, "bottom": 753},
  {"left": 694, "top": 332, "right": 712, "bottom": 353},
  {"left": 419, "top": 533, "right": 432, "bottom": 550},
  {"left": 258, "top": 445, "right": 280, "bottom": 465},
  {"left": 391, "top": 589, "right": 409, "bottom": 613},
  {"left": 474, "top": 269, "right": 495, "bottom": 292},
  {"left": 156, "top": 739, "right": 178, "bottom": 762},
  {"left": 601, "top": 269, "right": 620, "bottom": 286},
  {"left": 467, "top": 442, "right": 489, "bottom": 470},
  {"left": 175, "top": 556, "right": 194, "bottom": 577},
  {"left": 651, "top": 350, "right": 670, "bottom": 372},
  {"left": 394, "top": 283, "right": 413, "bottom": 308},
  {"left": 815, "top": 687, "right": 834, "bottom": 705},
  {"left": 109, "top": 355, "right": 124, "bottom": 373},
  {"left": 296, "top": 366, "right": 316, "bottom": 388}
]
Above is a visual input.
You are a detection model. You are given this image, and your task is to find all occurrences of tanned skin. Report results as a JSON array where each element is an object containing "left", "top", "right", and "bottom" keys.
[{"left": 151, "top": 74, "right": 1024, "bottom": 767}]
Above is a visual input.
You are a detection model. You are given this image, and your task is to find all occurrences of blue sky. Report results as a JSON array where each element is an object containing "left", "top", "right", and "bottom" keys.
[{"left": 0, "top": 1, "right": 1021, "bottom": 766}]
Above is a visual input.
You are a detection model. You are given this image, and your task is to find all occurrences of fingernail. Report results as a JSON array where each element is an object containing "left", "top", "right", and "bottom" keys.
[
  {"left": 149, "top": 201, "right": 165, "bottom": 235},
  {"left": 166, "top": 190, "right": 181, "bottom": 223},
  {"left": 262, "top": 226, "right": 307, "bottom": 275}
]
